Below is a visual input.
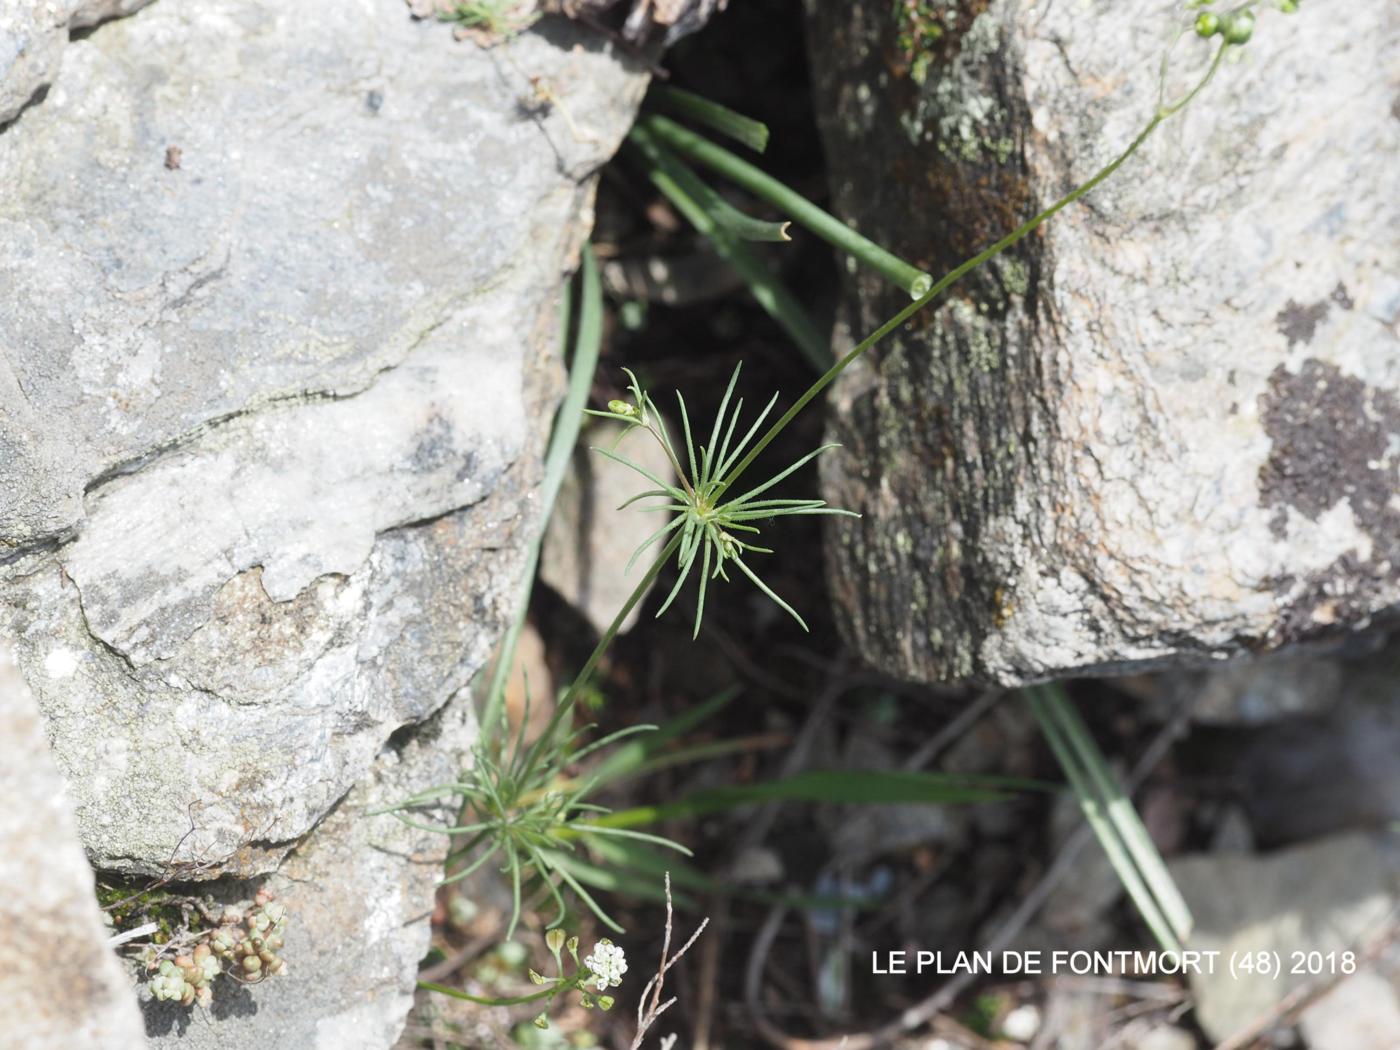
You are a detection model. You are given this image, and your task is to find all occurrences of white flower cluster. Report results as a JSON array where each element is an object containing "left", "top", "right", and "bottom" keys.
[{"left": 583, "top": 938, "right": 628, "bottom": 992}]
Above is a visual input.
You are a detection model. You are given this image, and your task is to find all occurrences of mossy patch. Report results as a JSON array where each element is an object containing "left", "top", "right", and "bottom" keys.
[{"left": 97, "top": 877, "right": 200, "bottom": 945}]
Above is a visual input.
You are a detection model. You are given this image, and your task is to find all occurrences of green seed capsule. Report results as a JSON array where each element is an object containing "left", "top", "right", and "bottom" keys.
[
  {"left": 607, "top": 399, "right": 638, "bottom": 418},
  {"left": 1194, "top": 11, "right": 1221, "bottom": 36},
  {"left": 1223, "top": 11, "right": 1254, "bottom": 43}
]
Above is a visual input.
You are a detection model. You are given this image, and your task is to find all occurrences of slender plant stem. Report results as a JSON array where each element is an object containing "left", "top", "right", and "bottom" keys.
[
  {"left": 417, "top": 979, "right": 563, "bottom": 1006},
  {"left": 642, "top": 114, "right": 933, "bottom": 298},
  {"left": 716, "top": 42, "right": 1229, "bottom": 497},
  {"left": 481, "top": 246, "right": 605, "bottom": 737},
  {"left": 647, "top": 84, "right": 770, "bottom": 153},
  {"left": 515, "top": 533, "right": 684, "bottom": 790},
  {"left": 626, "top": 127, "right": 828, "bottom": 369}
]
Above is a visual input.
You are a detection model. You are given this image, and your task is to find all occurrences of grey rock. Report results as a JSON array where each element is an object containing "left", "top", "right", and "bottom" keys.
[
  {"left": 0, "top": 643, "right": 146, "bottom": 1050},
  {"left": 807, "top": 0, "right": 1400, "bottom": 685},
  {"left": 0, "top": 1, "right": 154, "bottom": 125},
  {"left": 540, "top": 418, "right": 677, "bottom": 634},
  {"left": 1181, "top": 636, "right": 1400, "bottom": 846},
  {"left": 140, "top": 695, "right": 480, "bottom": 1050},
  {"left": 1121, "top": 631, "right": 1390, "bottom": 725},
  {"left": 1168, "top": 832, "right": 1400, "bottom": 1042},
  {"left": 1299, "top": 971, "right": 1400, "bottom": 1050},
  {"left": 1124, "top": 1027, "right": 1196, "bottom": 1050},
  {"left": 0, "top": 0, "right": 647, "bottom": 884}
]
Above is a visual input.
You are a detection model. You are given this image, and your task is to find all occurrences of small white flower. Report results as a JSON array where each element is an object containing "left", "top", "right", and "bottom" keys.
[{"left": 582, "top": 938, "right": 627, "bottom": 992}]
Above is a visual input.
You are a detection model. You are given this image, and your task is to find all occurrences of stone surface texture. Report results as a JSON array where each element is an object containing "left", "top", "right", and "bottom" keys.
[
  {"left": 0, "top": 642, "right": 147, "bottom": 1049},
  {"left": 807, "top": 0, "right": 1400, "bottom": 685},
  {"left": 1, "top": 0, "right": 647, "bottom": 1044},
  {"left": 1, "top": 0, "right": 646, "bottom": 878},
  {"left": 139, "top": 698, "right": 482, "bottom": 1050},
  {"left": 1169, "top": 832, "right": 1400, "bottom": 1043},
  {"left": 0, "top": 0, "right": 155, "bottom": 125}
]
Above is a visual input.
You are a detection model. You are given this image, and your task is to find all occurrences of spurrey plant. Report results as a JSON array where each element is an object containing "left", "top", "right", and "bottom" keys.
[
  {"left": 587, "top": 363, "right": 857, "bottom": 637},
  {"left": 385, "top": 0, "right": 1300, "bottom": 1029}
]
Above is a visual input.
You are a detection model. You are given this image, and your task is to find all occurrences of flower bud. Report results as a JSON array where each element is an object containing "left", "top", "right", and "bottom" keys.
[
  {"left": 1194, "top": 11, "right": 1220, "bottom": 36},
  {"left": 1222, "top": 11, "right": 1254, "bottom": 44},
  {"left": 607, "top": 400, "right": 639, "bottom": 418},
  {"left": 545, "top": 928, "right": 565, "bottom": 955},
  {"left": 533, "top": 1013, "right": 549, "bottom": 1030},
  {"left": 528, "top": 969, "right": 545, "bottom": 985},
  {"left": 242, "top": 955, "right": 262, "bottom": 974},
  {"left": 598, "top": 995, "right": 615, "bottom": 1011}
]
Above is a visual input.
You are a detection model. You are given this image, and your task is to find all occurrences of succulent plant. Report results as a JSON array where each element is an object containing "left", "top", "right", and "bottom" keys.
[{"left": 144, "top": 888, "right": 289, "bottom": 1009}]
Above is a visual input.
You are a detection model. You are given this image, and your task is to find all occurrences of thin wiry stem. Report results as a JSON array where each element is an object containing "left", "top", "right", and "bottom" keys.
[{"left": 715, "top": 40, "right": 1233, "bottom": 499}]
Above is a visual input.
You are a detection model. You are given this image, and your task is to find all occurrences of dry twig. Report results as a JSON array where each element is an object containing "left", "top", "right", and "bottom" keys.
[{"left": 631, "top": 873, "right": 710, "bottom": 1050}]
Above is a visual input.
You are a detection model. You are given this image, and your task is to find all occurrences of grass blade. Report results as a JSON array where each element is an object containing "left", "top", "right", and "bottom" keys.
[
  {"left": 588, "top": 687, "right": 741, "bottom": 787},
  {"left": 480, "top": 246, "right": 604, "bottom": 736},
  {"left": 1024, "top": 685, "right": 1190, "bottom": 954},
  {"left": 588, "top": 768, "right": 1037, "bottom": 829}
]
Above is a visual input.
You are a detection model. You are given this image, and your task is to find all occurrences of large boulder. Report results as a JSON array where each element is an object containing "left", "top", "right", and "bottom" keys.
[
  {"left": 0, "top": 0, "right": 155, "bottom": 126},
  {"left": 1, "top": 0, "right": 645, "bottom": 876},
  {"left": 0, "top": 643, "right": 146, "bottom": 1050},
  {"left": 0, "top": 0, "right": 646, "bottom": 1043},
  {"left": 807, "top": 0, "right": 1400, "bottom": 684}
]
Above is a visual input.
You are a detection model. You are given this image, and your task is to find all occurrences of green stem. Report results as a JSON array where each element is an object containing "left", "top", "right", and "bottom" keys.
[
  {"left": 515, "top": 533, "right": 684, "bottom": 790},
  {"left": 646, "top": 84, "right": 770, "bottom": 153},
  {"left": 481, "top": 247, "right": 604, "bottom": 738},
  {"left": 626, "top": 127, "right": 828, "bottom": 370},
  {"left": 716, "top": 43, "right": 1228, "bottom": 495},
  {"left": 417, "top": 979, "right": 563, "bottom": 1006},
  {"left": 642, "top": 114, "right": 933, "bottom": 299}
]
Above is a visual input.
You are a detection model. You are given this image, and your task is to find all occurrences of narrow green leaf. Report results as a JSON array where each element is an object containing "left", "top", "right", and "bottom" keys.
[
  {"left": 480, "top": 246, "right": 604, "bottom": 736},
  {"left": 727, "top": 443, "right": 840, "bottom": 507},
  {"left": 731, "top": 556, "right": 808, "bottom": 632},
  {"left": 592, "top": 445, "right": 676, "bottom": 493},
  {"left": 589, "top": 769, "right": 1036, "bottom": 829},
  {"left": 588, "top": 687, "right": 741, "bottom": 787},
  {"left": 715, "top": 391, "right": 780, "bottom": 480}
]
